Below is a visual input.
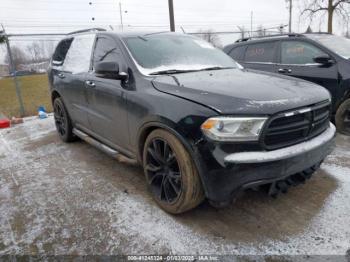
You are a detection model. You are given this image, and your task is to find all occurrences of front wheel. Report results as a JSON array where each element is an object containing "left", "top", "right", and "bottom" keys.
[
  {"left": 335, "top": 98, "right": 350, "bottom": 135},
  {"left": 143, "top": 129, "right": 204, "bottom": 214}
]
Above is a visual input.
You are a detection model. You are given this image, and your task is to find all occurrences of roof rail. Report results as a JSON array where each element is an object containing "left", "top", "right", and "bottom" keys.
[
  {"left": 68, "top": 28, "right": 106, "bottom": 35},
  {"left": 235, "top": 33, "right": 305, "bottom": 43},
  {"left": 304, "top": 32, "right": 332, "bottom": 35}
]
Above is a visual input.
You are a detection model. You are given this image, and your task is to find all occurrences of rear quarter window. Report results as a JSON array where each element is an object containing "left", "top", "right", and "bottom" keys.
[
  {"left": 52, "top": 38, "right": 73, "bottom": 66},
  {"left": 62, "top": 34, "right": 95, "bottom": 74},
  {"left": 244, "top": 42, "right": 277, "bottom": 63}
]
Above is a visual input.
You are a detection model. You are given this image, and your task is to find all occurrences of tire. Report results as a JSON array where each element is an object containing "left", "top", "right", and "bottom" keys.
[
  {"left": 143, "top": 129, "right": 204, "bottom": 214},
  {"left": 335, "top": 98, "right": 350, "bottom": 135},
  {"left": 53, "top": 97, "right": 76, "bottom": 142}
]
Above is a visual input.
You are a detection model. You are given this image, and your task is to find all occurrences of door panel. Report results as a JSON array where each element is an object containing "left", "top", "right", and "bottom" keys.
[
  {"left": 59, "top": 72, "right": 90, "bottom": 128},
  {"left": 277, "top": 40, "right": 339, "bottom": 110},
  {"left": 85, "top": 76, "right": 129, "bottom": 149},
  {"left": 86, "top": 35, "right": 130, "bottom": 150}
]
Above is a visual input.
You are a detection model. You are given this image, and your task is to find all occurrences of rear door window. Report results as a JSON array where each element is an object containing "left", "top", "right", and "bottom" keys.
[
  {"left": 92, "top": 36, "right": 121, "bottom": 70},
  {"left": 244, "top": 42, "right": 277, "bottom": 63},
  {"left": 280, "top": 41, "right": 327, "bottom": 65},
  {"left": 62, "top": 34, "right": 95, "bottom": 74},
  {"left": 229, "top": 46, "right": 246, "bottom": 61}
]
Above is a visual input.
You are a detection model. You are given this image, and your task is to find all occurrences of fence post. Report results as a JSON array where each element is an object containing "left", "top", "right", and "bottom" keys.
[{"left": 2, "top": 26, "right": 25, "bottom": 117}]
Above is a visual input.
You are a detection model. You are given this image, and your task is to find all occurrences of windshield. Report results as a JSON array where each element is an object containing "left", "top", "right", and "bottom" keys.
[
  {"left": 307, "top": 34, "right": 350, "bottom": 58},
  {"left": 123, "top": 34, "right": 237, "bottom": 75}
]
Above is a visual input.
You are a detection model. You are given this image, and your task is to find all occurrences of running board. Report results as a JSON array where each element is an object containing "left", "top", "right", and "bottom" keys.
[{"left": 73, "top": 128, "right": 138, "bottom": 165}]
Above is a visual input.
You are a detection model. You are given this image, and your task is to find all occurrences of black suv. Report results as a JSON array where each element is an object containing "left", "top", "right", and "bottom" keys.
[
  {"left": 224, "top": 33, "right": 350, "bottom": 135},
  {"left": 48, "top": 29, "right": 335, "bottom": 214}
]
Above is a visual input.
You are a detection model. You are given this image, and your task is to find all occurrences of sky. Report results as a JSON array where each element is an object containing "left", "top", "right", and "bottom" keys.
[{"left": 0, "top": 0, "right": 348, "bottom": 63}]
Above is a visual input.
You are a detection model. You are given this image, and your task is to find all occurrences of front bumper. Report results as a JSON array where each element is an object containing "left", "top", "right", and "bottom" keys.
[
  {"left": 197, "top": 124, "right": 336, "bottom": 203},
  {"left": 225, "top": 123, "right": 336, "bottom": 164}
]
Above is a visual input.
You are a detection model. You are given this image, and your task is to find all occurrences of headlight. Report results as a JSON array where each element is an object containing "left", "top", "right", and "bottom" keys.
[{"left": 201, "top": 117, "right": 267, "bottom": 142}]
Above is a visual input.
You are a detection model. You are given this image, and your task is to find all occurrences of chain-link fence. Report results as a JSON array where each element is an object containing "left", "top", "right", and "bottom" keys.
[{"left": 0, "top": 33, "right": 62, "bottom": 118}]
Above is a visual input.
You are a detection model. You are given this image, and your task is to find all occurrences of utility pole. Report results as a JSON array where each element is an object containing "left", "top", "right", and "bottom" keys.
[
  {"left": 287, "top": 0, "right": 292, "bottom": 33},
  {"left": 168, "top": 0, "right": 175, "bottom": 32},
  {"left": 119, "top": 2, "right": 124, "bottom": 31},
  {"left": 0, "top": 25, "right": 25, "bottom": 116},
  {"left": 250, "top": 11, "right": 253, "bottom": 37}
]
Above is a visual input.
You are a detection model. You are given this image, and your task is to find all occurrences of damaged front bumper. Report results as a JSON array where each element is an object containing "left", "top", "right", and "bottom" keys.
[{"left": 196, "top": 124, "right": 336, "bottom": 204}]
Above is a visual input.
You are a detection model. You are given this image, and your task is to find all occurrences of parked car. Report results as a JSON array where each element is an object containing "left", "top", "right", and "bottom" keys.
[
  {"left": 224, "top": 33, "right": 350, "bottom": 135},
  {"left": 48, "top": 29, "right": 335, "bottom": 214}
]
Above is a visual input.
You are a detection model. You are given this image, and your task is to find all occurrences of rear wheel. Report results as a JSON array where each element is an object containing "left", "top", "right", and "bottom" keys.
[
  {"left": 335, "top": 98, "right": 350, "bottom": 135},
  {"left": 143, "top": 129, "right": 204, "bottom": 214},
  {"left": 53, "top": 97, "right": 76, "bottom": 142}
]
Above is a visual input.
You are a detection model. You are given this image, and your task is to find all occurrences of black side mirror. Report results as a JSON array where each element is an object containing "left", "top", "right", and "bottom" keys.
[
  {"left": 313, "top": 54, "right": 334, "bottom": 65},
  {"left": 95, "top": 61, "right": 128, "bottom": 81}
]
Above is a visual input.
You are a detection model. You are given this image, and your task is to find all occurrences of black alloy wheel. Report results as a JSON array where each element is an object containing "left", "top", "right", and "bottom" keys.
[
  {"left": 54, "top": 101, "right": 66, "bottom": 137},
  {"left": 145, "top": 138, "right": 182, "bottom": 204},
  {"left": 53, "top": 97, "right": 76, "bottom": 142}
]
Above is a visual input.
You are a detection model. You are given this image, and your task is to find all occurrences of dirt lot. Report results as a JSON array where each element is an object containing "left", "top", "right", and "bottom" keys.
[{"left": 0, "top": 116, "right": 349, "bottom": 257}]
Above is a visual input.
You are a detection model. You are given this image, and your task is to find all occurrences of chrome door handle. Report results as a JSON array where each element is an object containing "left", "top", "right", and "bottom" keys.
[
  {"left": 278, "top": 68, "right": 292, "bottom": 74},
  {"left": 85, "top": 80, "right": 96, "bottom": 88}
]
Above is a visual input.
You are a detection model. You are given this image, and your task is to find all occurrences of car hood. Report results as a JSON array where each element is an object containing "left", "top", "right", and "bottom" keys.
[{"left": 151, "top": 68, "right": 331, "bottom": 115}]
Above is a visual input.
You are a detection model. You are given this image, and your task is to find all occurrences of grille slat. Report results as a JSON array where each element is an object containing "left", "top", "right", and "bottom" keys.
[
  {"left": 262, "top": 102, "right": 330, "bottom": 150},
  {"left": 267, "top": 120, "right": 309, "bottom": 133}
]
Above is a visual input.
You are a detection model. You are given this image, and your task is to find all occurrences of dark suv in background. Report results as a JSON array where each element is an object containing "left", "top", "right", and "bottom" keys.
[
  {"left": 224, "top": 33, "right": 350, "bottom": 135},
  {"left": 48, "top": 29, "right": 335, "bottom": 214}
]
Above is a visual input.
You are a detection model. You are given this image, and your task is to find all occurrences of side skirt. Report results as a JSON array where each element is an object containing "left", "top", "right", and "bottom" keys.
[{"left": 73, "top": 128, "right": 138, "bottom": 165}]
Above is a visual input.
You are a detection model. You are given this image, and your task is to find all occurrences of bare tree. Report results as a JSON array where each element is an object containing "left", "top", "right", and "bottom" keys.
[
  {"left": 4, "top": 46, "right": 28, "bottom": 70},
  {"left": 25, "top": 41, "right": 56, "bottom": 64},
  {"left": 196, "top": 30, "right": 222, "bottom": 48},
  {"left": 44, "top": 41, "right": 56, "bottom": 58},
  {"left": 301, "top": 0, "right": 350, "bottom": 33},
  {"left": 26, "top": 42, "right": 42, "bottom": 63}
]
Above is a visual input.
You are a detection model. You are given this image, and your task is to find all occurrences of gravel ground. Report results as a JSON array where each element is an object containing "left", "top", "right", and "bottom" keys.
[{"left": 0, "top": 116, "right": 349, "bottom": 258}]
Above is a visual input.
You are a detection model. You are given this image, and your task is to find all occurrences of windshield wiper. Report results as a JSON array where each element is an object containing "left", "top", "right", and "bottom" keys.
[
  {"left": 149, "top": 69, "right": 197, "bottom": 75},
  {"left": 198, "top": 66, "right": 235, "bottom": 71},
  {"left": 149, "top": 66, "right": 235, "bottom": 75}
]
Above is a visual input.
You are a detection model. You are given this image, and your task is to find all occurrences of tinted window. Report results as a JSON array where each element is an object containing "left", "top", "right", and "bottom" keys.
[
  {"left": 62, "top": 34, "right": 95, "bottom": 74},
  {"left": 52, "top": 38, "right": 73, "bottom": 65},
  {"left": 124, "top": 34, "right": 237, "bottom": 75},
  {"left": 281, "top": 41, "right": 327, "bottom": 64},
  {"left": 244, "top": 42, "right": 276, "bottom": 63},
  {"left": 93, "top": 36, "right": 120, "bottom": 69},
  {"left": 229, "top": 46, "right": 246, "bottom": 61}
]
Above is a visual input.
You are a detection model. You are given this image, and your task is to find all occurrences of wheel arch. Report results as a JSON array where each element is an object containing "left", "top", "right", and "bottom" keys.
[
  {"left": 137, "top": 121, "right": 210, "bottom": 196},
  {"left": 51, "top": 89, "right": 62, "bottom": 104}
]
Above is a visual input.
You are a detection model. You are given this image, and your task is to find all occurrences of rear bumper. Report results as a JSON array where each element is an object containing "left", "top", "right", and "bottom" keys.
[{"left": 197, "top": 124, "right": 336, "bottom": 203}]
